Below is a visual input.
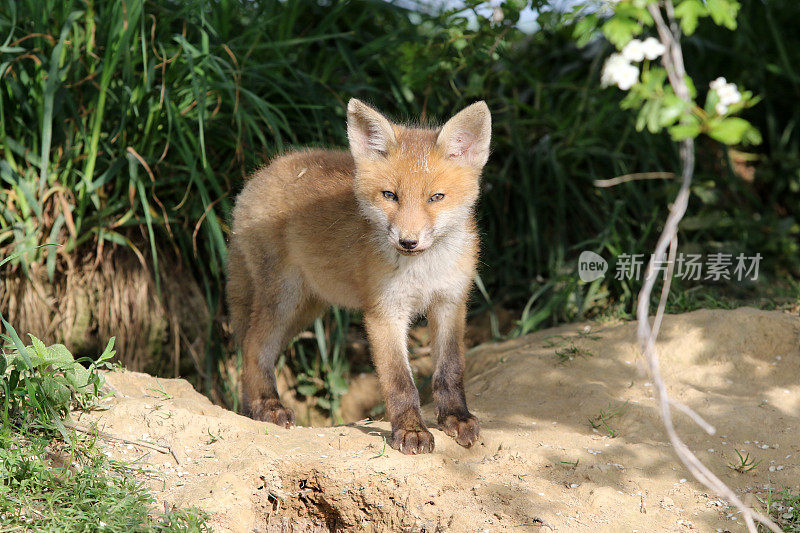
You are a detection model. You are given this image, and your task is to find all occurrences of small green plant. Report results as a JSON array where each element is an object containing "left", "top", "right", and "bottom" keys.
[
  {"left": 0, "top": 314, "right": 210, "bottom": 531},
  {"left": 0, "top": 319, "right": 115, "bottom": 438},
  {"left": 727, "top": 449, "right": 761, "bottom": 473},
  {"left": 576, "top": 329, "right": 601, "bottom": 341},
  {"left": 560, "top": 459, "right": 580, "bottom": 468},
  {"left": 146, "top": 382, "right": 174, "bottom": 400},
  {"left": 588, "top": 402, "right": 628, "bottom": 438},
  {"left": 370, "top": 436, "right": 388, "bottom": 459},
  {"left": 554, "top": 342, "right": 593, "bottom": 362},
  {"left": 291, "top": 310, "right": 352, "bottom": 424},
  {"left": 206, "top": 428, "right": 220, "bottom": 445},
  {"left": 542, "top": 334, "right": 570, "bottom": 348},
  {"left": 760, "top": 486, "right": 800, "bottom": 532}
]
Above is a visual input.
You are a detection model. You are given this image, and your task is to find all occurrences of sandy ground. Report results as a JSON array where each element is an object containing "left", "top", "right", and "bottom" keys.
[{"left": 75, "top": 307, "right": 800, "bottom": 532}]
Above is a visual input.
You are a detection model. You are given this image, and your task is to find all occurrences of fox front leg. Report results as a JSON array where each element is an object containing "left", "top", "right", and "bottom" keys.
[
  {"left": 428, "top": 298, "right": 480, "bottom": 448},
  {"left": 364, "top": 310, "right": 434, "bottom": 454}
]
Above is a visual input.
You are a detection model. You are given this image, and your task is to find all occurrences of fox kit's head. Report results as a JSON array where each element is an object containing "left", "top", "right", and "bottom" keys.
[{"left": 346, "top": 99, "right": 491, "bottom": 256}]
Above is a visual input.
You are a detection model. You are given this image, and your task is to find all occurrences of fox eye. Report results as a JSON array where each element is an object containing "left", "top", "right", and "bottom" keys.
[
  {"left": 382, "top": 191, "right": 398, "bottom": 202},
  {"left": 428, "top": 193, "right": 445, "bottom": 202}
]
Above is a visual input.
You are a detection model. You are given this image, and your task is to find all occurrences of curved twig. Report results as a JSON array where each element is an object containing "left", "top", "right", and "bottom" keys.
[{"left": 637, "top": 2, "right": 781, "bottom": 532}]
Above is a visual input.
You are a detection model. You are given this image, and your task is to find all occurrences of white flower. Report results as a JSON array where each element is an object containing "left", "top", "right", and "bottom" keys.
[
  {"left": 709, "top": 77, "right": 727, "bottom": 91},
  {"left": 622, "top": 39, "right": 645, "bottom": 62},
  {"left": 616, "top": 63, "right": 640, "bottom": 90},
  {"left": 709, "top": 77, "right": 742, "bottom": 113},
  {"left": 718, "top": 84, "right": 741, "bottom": 106},
  {"left": 621, "top": 37, "right": 665, "bottom": 63},
  {"left": 601, "top": 54, "right": 627, "bottom": 86},
  {"left": 641, "top": 37, "right": 666, "bottom": 60},
  {"left": 602, "top": 53, "right": 640, "bottom": 91}
]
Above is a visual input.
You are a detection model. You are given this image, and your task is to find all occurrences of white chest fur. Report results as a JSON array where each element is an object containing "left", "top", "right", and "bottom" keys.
[{"left": 378, "top": 229, "right": 473, "bottom": 316}]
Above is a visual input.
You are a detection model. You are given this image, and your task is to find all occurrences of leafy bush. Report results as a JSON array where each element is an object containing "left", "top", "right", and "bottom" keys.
[
  {"left": 0, "top": 324, "right": 114, "bottom": 434},
  {"left": 0, "top": 315, "right": 209, "bottom": 531}
]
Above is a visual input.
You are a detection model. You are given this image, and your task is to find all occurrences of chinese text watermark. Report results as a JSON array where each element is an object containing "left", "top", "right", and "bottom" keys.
[{"left": 578, "top": 252, "right": 762, "bottom": 282}]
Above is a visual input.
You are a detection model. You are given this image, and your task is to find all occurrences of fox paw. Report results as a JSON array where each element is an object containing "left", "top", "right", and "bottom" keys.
[
  {"left": 390, "top": 426, "right": 435, "bottom": 455},
  {"left": 249, "top": 398, "right": 295, "bottom": 428},
  {"left": 438, "top": 413, "right": 480, "bottom": 448}
]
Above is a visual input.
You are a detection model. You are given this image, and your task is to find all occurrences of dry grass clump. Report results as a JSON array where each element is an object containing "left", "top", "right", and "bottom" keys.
[{"left": 1, "top": 248, "right": 208, "bottom": 379}]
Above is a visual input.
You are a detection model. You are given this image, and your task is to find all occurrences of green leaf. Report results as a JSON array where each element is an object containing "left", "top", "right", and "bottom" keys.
[
  {"left": 634, "top": 98, "right": 662, "bottom": 133},
  {"left": 707, "top": 0, "right": 739, "bottom": 30},
  {"left": 29, "top": 335, "right": 49, "bottom": 365},
  {"left": 669, "top": 122, "right": 702, "bottom": 141},
  {"left": 708, "top": 117, "right": 755, "bottom": 145},
  {"left": 602, "top": 16, "right": 641, "bottom": 49},
  {"left": 637, "top": 99, "right": 662, "bottom": 133},
  {"left": 659, "top": 94, "right": 688, "bottom": 127},
  {"left": 43, "top": 378, "right": 71, "bottom": 407},
  {"left": 327, "top": 373, "right": 348, "bottom": 396},
  {"left": 45, "top": 344, "right": 76, "bottom": 367},
  {"left": 316, "top": 397, "right": 331, "bottom": 409},
  {"left": 674, "top": 0, "right": 707, "bottom": 35},
  {"left": 573, "top": 14, "right": 599, "bottom": 48},
  {"left": 66, "top": 364, "right": 91, "bottom": 390},
  {"left": 98, "top": 337, "right": 117, "bottom": 362},
  {"left": 741, "top": 126, "right": 763, "bottom": 146},
  {"left": 1, "top": 317, "right": 33, "bottom": 370},
  {"left": 296, "top": 384, "right": 319, "bottom": 397}
]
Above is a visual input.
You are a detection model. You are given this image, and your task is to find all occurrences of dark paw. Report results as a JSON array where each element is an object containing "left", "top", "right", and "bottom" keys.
[
  {"left": 438, "top": 412, "right": 480, "bottom": 448},
  {"left": 249, "top": 398, "right": 295, "bottom": 428},
  {"left": 390, "top": 425, "right": 435, "bottom": 455}
]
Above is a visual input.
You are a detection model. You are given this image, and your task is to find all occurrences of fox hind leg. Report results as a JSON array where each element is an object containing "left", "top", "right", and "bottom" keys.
[{"left": 241, "top": 272, "right": 324, "bottom": 427}]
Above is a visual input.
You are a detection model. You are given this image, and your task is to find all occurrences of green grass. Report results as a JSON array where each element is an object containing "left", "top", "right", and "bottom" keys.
[
  {"left": 727, "top": 449, "right": 761, "bottom": 474},
  {"left": 554, "top": 342, "right": 594, "bottom": 363},
  {"left": 0, "top": 315, "right": 210, "bottom": 531},
  {"left": 761, "top": 486, "right": 800, "bottom": 533},
  {"left": 1, "top": 0, "right": 800, "bottom": 418},
  {"left": 588, "top": 401, "right": 627, "bottom": 438},
  {"left": 0, "top": 431, "right": 210, "bottom": 532}
]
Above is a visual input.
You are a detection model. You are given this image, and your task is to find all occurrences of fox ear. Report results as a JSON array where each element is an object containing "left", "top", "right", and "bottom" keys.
[
  {"left": 436, "top": 101, "right": 491, "bottom": 169},
  {"left": 347, "top": 99, "right": 396, "bottom": 161}
]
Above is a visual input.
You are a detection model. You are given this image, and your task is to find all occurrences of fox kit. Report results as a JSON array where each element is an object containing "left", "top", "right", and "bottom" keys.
[{"left": 226, "top": 99, "right": 491, "bottom": 454}]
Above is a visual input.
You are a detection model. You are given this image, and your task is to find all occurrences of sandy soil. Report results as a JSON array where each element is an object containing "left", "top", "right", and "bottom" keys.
[{"left": 75, "top": 307, "right": 800, "bottom": 532}]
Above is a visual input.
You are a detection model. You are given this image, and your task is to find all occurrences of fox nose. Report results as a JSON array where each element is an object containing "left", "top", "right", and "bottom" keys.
[{"left": 399, "top": 238, "right": 418, "bottom": 250}]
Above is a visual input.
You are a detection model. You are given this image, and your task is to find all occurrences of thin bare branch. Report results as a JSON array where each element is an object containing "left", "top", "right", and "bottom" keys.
[
  {"left": 594, "top": 172, "right": 676, "bottom": 188},
  {"left": 66, "top": 422, "right": 181, "bottom": 464},
  {"left": 635, "top": 2, "right": 781, "bottom": 532}
]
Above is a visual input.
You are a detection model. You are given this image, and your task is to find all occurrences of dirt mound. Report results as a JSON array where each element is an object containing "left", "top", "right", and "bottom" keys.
[{"left": 76, "top": 307, "right": 800, "bottom": 532}]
